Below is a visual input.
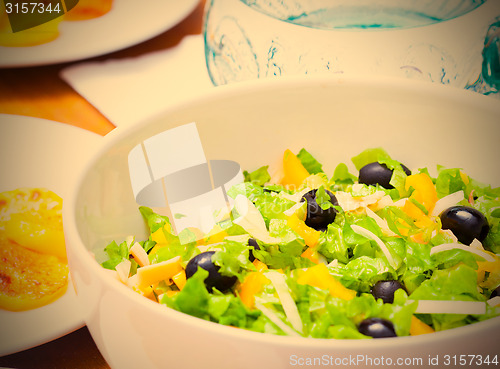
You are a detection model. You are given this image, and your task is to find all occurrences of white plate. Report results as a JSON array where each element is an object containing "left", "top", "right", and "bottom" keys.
[
  {"left": 0, "top": 114, "right": 102, "bottom": 356},
  {"left": 0, "top": 0, "right": 200, "bottom": 68}
]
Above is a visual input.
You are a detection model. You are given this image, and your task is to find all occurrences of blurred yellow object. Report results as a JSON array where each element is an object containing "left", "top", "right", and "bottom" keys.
[
  {"left": 297, "top": 263, "right": 356, "bottom": 300},
  {"left": 0, "top": 188, "right": 66, "bottom": 259},
  {"left": 0, "top": 237, "right": 68, "bottom": 311},
  {"left": 477, "top": 253, "right": 500, "bottom": 289},
  {"left": 403, "top": 173, "right": 438, "bottom": 228},
  {"left": 280, "top": 149, "right": 310, "bottom": 189},
  {"left": 64, "top": 0, "right": 113, "bottom": 21},
  {"left": 238, "top": 271, "right": 269, "bottom": 308},
  {"left": 0, "top": 3, "right": 63, "bottom": 47},
  {"left": 287, "top": 214, "right": 320, "bottom": 247},
  {"left": 0, "top": 0, "right": 114, "bottom": 47}
]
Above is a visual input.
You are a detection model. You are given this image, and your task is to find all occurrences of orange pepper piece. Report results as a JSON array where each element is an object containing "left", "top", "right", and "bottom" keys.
[
  {"left": 410, "top": 315, "right": 435, "bottom": 335},
  {"left": 239, "top": 272, "right": 270, "bottom": 308},
  {"left": 403, "top": 173, "right": 438, "bottom": 227},
  {"left": 280, "top": 149, "right": 310, "bottom": 190},
  {"left": 253, "top": 259, "right": 268, "bottom": 272},
  {"left": 287, "top": 215, "right": 321, "bottom": 247},
  {"left": 172, "top": 270, "right": 187, "bottom": 291},
  {"left": 297, "top": 263, "right": 356, "bottom": 300},
  {"left": 301, "top": 247, "right": 319, "bottom": 264}
]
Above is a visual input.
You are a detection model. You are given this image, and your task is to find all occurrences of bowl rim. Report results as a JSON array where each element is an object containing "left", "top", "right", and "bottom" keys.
[
  {"left": 205, "top": 0, "right": 494, "bottom": 32},
  {"left": 65, "top": 74, "right": 500, "bottom": 349}
]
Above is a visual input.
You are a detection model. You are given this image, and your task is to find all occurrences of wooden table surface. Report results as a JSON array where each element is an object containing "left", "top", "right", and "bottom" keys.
[{"left": 0, "top": 1, "right": 205, "bottom": 368}]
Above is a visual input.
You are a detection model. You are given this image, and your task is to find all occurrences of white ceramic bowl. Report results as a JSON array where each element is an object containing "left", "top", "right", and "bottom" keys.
[{"left": 65, "top": 76, "right": 500, "bottom": 369}]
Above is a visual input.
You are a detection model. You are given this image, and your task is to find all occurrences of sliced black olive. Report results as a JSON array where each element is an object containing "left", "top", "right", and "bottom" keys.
[
  {"left": 358, "top": 162, "right": 411, "bottom": 189},
  {"left": 440, "top": 206, "right": 489, "bottom": 245},
  {"left": 490, "top": 286, "right": 500, "bottom": 299},
  {"left": 300, "top": 189, "right": 338, "bottom": 231},
  {"left": 371, "top": 280, "right": 406, "bottom": 304},
  {"left": 185, "top": 251, "right": 237, "bottom": 292},
  {"left": 358, "top": 318, "right": 397, "bottom": 338},
  {"left": 248, "top": 237, "right": 260, "bottom": 262}
]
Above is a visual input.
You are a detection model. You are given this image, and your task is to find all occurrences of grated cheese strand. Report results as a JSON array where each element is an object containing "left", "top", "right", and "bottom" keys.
[
  {"left": 430, "top": 243, "right": 495, "bottom": 262},
  {"left": 254, "top": 302, "right": 301, "bottom": 337},
  {"left": 351, "top": 225, "right": 397, "bottom": 269},
  {"left": 233, "top": 194, "right": 280, "bottom": 244},
  {"left": 265, "top": 271, "right": 303, "bottom": 334},
  {"left": 431, "top": 191, "right": 464, "bottom": 217}
]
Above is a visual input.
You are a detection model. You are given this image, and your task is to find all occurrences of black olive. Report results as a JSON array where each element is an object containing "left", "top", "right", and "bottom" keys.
[
  {"left": 371, "top": 280, "right": 405, "bottom": 304},
  {"left": 439, "top": 206, "right": 489, "bottom": 245},
  {"left": 490, "top": 286, "right": 500, "bottom": 299},
  {"left": 300, "top": 189, "right": 338, "bottom": 231},
  {"left": 358, "top": 162, "right": 411, "bottom": 189},
  {"left": 185, "top": 251, "right": 237, "bottom": 292},
  {"left": 358, "top": 318, "right": 397, "bottom": 338},
  {"left": 248, "top": 238, "right": 260, "bottom": 262}
]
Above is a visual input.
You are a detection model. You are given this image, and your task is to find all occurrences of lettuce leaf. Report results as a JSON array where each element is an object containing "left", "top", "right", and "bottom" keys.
[
  {"left": 331, "top": 163, "right": 357, "bottom": 186},
  {"left": 101, "top": 240, "right": 130, "bottom": 270},
  {"left": 163, "top": 268, "right": 210, "bottom": 319},
  {"left": 435, "top": 168, "right": 467, "bottom": 198},
  {"left": 317, "top": 222, "right": 350, "bottom": 263},
  {"left": 351, "top": 148, "right": 392, "bottom": 171},
  {"left": 409, "top": 264, "right": 484, "bottom": 301},
  {"left": 297, "top": 148, "right": 323, "bottom": 174},
  {"left": 243, "top": 165, "right": 271, "bottom": 186},
  {"left": 139, "top": 206, "right": 171, "bottom": 233},
  {"left": 212, "top": 240, "right": 255, "bottom": 281}
]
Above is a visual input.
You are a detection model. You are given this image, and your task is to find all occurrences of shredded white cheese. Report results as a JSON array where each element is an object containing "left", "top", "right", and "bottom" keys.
[
  {"left": 265, "top": 271, "right": 303, "bottom": 334},
  {"left": 365, "top": 207, "right": 397, "bottom": 237},
  {"left": 233, "top": 194, "right": 280, "bottom": 244},
  {"left": 254, "top": 302, "right": 301, "bottom": 337},
  {"left": 283, "top": 202, "right": 306, "bottom": 217},
  {"left": 430, "top": 243, "right": 496, "bottom": 262},
  {"left": 440, "top": 229, "right": 458, "bottom": 243},
  {"left": 327, "top": 259, "right": 339, "bottom": 268},
  {"left": 335, "top": 190, "right": 386, "bottom": 212},
  {"left": 487, "top": 296, "right": 500, "bottom": 307},
  {"left": 115, "top": 259, "right": 132, "bottom": 284},
  {"left": 125, "top": 235, "right": 135, "bottom": 248},
  {"left": 224, "top": 234, "right": 251, "bottom": 243},
  {"left": 350, "top": 225, "right": 397, "bottom": 269},
  {"left": 431, "top": 191, "right": 465, "bottom": 217},
  {"left": 279, "top": 187, "right": 311, "bottom": 203},
  {"left": 130, "top": 242, "right": 150, "bottom": 267},
  {"left": 469, "top": 238, "right": 485, "bottom": 251}
]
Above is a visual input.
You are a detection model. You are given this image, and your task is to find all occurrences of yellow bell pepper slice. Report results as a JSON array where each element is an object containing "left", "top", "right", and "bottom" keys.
[
  {"left": 203, "top": 225, "right": 228, "bottom": 245},
  {"left": 477, "top": 253, "right": 500, "bottom": 289},
  {"left": 297, "top": 263, "right": 356, "bottom": 300},
  {"left": 151, "top": 224, "right": 171, "bottom": 244},
  {"left": 253, "top": 259, "right": 268, "bottom": 272},
  {"left": 135, "top": 256, "right": 183, "bottom": 289},
  {"left": 403, "top": 173, "right": 438, "bottom": 228},
  {"left": 280, "top": 149, "right": 310, "bottom": 189},
  {"left": 301, "top": 247, "right": 319, "bottom": 264},
  {"left": 287, "top": 214, "right": 320, "bottom": 247},
  {"left": 172, "top": 270, "right": 187, "bottom": 291},
  {"left": 239, "top": 272, "right": 270, "bottom": 308},
  {"left": 410, "top": 315, "right": 435, "bottom": 335}
]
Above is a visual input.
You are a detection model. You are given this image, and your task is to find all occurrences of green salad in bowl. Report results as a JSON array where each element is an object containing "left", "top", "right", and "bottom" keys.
[{"left": 100, "top": 147, "right": 500, "bottom": 339}]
